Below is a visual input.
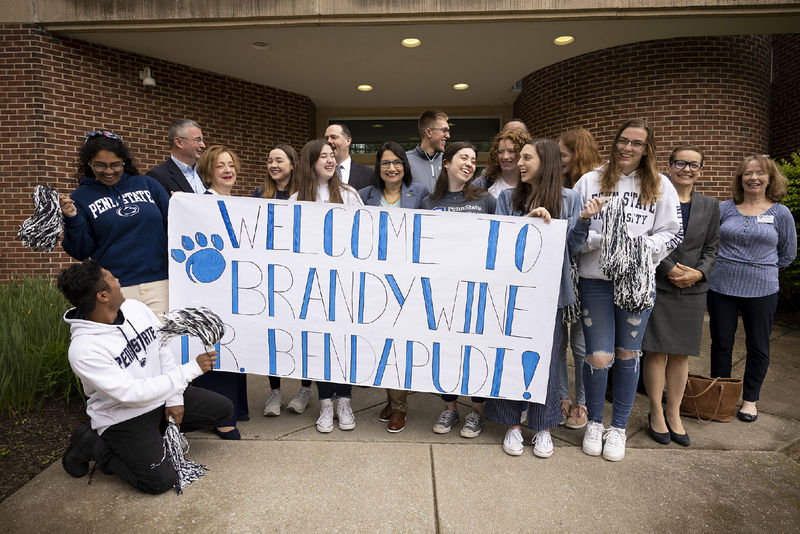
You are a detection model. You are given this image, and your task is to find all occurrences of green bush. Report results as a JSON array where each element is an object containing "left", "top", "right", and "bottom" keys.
[
  {"left": 778, "top": 151, "right": 800, "bottom": 312},
  {"left": 0, "top": 278, "right": 83, "bottom": 413}
]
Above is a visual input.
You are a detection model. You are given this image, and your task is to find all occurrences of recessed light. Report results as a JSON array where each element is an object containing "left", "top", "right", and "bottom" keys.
[
  {"left": 251, "top": 41, "right": 270, "bottom": 50},
  {"left": 357, "top": 84, "right": 374, "bottom": 92},
  {"left": 372, "top": 123, "right": 384, "bottom": 128},
  {"left": 553, "top": 35, "right": 574, "bottom": 45},
  {"left": 401, "top": 38, "right": 421, "bottom": 48},
  {"left": 453, "top": 83, "right": 469, "bottom": 90}
]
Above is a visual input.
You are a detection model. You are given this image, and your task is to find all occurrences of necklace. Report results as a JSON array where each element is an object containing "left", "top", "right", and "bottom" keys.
[{"left": 384, "top": 189, "right": 401, "bottom": 204}]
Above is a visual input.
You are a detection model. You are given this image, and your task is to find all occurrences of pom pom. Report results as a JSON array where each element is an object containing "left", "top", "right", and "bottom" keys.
[
  {"left": 159, "top": 306, "right": 225, "bottom": 348},
  {"left": 17, "top": 185, "right": 63, "bottom": 252},
  {"left": 151, "top": 419, "right": 207, "bottom": 495},
  {"left": 599, "top": 196, "right": 655, "bottom": 315}
]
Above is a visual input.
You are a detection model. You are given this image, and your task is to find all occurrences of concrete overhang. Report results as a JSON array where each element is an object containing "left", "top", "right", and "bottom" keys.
[{"left": 6, "top": 1, "right": 800, "bottom": 108}]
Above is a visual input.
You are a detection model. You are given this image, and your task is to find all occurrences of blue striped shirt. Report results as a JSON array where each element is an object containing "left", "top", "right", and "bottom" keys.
[{"left": 708, "top": 200, "right": 797, "bottom": 298}]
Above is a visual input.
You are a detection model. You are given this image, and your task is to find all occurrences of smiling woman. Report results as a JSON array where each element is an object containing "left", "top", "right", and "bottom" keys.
[{"left": 58, "top": 130, "right": 171, "bottom": 317}]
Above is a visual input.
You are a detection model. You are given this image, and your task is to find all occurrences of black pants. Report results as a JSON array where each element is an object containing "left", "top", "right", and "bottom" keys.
[
  {"left": 269, "top": 376, "right": 312, "bottom": 389},
  {"left": 708, "top": 289, "right": 779, "bottom": 402},
  {"left": 316, "top": 382, "right": 352, "bottom": 399},
  {"left": 98, "top": 386, "right": 233, "bottom": 494}
]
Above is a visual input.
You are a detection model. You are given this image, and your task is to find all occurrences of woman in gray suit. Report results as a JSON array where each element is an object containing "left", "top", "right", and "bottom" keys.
[
  {"left": 642, "top": 145, "right": 719, "bottom": 446},
  {"left": 359, "top": 141, "right": 428, "bottom": 432}
]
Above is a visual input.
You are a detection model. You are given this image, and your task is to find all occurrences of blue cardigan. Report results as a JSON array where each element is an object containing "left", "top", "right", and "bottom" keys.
[
  {"left": 358, "top": 183, "right": 429, "bottom": 209},
  {"left": 496, "top": 188, "right": 589, "bottom": 308}
]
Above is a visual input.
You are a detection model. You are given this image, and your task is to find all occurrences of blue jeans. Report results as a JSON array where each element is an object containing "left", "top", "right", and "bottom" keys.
[
  {"left": 558, "top": 322, "right": 586, "bottom": 405},
  {"left": 579, "top": 278, "right": 653, "bottom": 429}
]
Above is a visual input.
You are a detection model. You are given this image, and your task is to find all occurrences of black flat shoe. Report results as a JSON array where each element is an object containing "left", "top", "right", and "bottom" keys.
[
  {"left": 215, "top": 427, "right": 241, "bottom": 440},
  {"left": 737, "top": 410, "right": 758, "bottom": 423},
  {"left": 665, "top": 417, "right": 690, "bottom": 447},
  {"left": 648, "top": 414, "right": 670, "bottom": 445}
]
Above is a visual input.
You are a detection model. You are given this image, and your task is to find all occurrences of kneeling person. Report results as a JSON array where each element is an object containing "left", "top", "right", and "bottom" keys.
[{"left": 58, "top": 259, "right": 233, "bottom": 494}]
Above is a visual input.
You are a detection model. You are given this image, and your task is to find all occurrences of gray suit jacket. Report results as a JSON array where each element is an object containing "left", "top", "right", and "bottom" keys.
[
  {"left": 655, "top": 190, "right": 720, "bottom": 295},
  {"left": 358, "top": 183, "right": 429, "bottom": 209},
  {"left": 147, "top": 158, "right": 194, "bottom": 194}
]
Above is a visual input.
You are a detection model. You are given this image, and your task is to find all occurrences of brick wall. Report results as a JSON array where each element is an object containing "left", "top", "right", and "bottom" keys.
[
  {"left": 770, "top": 34, "right": 800, "bottom": 162},
  {"left": 513, "top": 35, "right": 773, "bottom": 199},
  {"left": 0, "top": 24, "right": 315, "bottom": 281}
]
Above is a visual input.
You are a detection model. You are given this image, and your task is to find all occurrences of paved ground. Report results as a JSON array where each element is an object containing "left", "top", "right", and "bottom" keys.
[{"left": 1, "top": 316, "right": 798, "bottom": 533}]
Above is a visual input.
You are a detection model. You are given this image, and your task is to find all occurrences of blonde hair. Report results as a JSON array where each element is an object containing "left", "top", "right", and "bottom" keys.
[{"left": 731, "top": 155, "right": 787, "bottom": 203}]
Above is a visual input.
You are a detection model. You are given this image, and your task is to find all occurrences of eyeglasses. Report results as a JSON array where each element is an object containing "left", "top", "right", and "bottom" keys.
[
  {"left": 429, "top": 127, "right": 451, "bottom": 135},
  {"left": 91, "top": 162, "right": 124, "bottom": 173},
  {"left": 179, "top": 136, "right": 205, "bottom": 145},
  {"left": 671, "top": 160, "right": 703, "bottom": 172},
  {"left": 379, "top": 160, "right": 404, "bottom": 169},
  {"left": 85, "top": 130, "right": 122, "bottom": 143},
  {"left": 616, "top": 137, "right": 646, "bottom": 148}
]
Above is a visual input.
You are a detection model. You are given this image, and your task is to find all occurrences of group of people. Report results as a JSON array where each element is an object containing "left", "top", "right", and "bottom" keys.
[{"left": 55, "top": 111, "right": 796, "bottom": 494}]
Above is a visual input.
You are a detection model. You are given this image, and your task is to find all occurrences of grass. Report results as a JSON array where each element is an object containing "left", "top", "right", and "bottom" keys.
[{"left": 0, "top": 278, "right": 82, "bottom": 413}]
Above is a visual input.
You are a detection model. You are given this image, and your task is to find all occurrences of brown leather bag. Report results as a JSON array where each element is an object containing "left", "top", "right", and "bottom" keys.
[{"left": 680, "top": 374, "right": 743, "bottom": 423}]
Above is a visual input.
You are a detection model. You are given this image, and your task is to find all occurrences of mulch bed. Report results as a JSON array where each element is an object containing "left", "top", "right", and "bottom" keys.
[{"left": 0, "top": 397, "right": 87, "bottom": 503}]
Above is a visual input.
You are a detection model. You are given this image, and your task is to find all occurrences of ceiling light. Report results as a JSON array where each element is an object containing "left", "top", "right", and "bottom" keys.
[
  {"left": 372, "top": 123, "right": 384, "bottom": 128},
  {"left": 453, "top": 83, "right": 469, "bottom": 90},
  {"left": 251, "top": 41, "right": 270, "bottom": 50},
  {"left": 401, "top": 38, "right": 421, "bottom": 48},
  {"left": 357, "top": 84, "right": 374, "bottom": 92},
  {"left": 553, "top": 35, "right": 574, "bottom": 45}
]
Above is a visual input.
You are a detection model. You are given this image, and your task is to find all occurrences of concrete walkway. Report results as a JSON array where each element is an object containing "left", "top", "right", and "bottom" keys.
[{"left": 1, "top": 317, "right": 798, "bottom": 533}]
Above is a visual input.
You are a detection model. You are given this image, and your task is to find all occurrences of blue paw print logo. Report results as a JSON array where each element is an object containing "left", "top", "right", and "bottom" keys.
[{"left": 171, "top": 232, "right": 226, "bottom": 283}]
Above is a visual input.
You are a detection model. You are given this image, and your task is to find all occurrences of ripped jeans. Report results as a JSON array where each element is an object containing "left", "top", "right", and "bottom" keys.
[{"left": 579, "top": 278, "right": 653, "bottom": 429}]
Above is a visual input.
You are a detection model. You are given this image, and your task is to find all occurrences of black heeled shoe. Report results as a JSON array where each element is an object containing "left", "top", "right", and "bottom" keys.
[
  {"left": 647, "top": 414, "right": 670, "bottom": 445},
  {"left": 215, "top": 427, "right": 241, "bottom": 440},
  {"left": 737, "top": 409, "right": 758, "bottom": 423},
  {"left": 665, "top": 416, "right": 690, "bottom": 447}
]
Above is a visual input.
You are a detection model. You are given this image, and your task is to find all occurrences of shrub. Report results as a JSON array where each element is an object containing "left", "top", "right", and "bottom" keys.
[
  {"left": 777, "top": 151, "right": 800, "bottom": 312},
  {"left": 0, "top": 278, "right": 82, "bottom": 413}
]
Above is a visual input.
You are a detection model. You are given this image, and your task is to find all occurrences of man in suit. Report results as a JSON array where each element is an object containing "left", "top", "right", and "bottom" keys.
[
  {"left": 324, "top": 123, "right": 376, "bottom": 191},
  {"left": 147, "top": 118, "right": 207, "bottom": 195}
]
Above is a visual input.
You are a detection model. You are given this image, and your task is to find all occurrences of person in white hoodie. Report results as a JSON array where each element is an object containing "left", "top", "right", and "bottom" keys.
[
  {"left": 573, "top": 118, "right": 682, "bottom": 462},
  {"left": 58, "top": 259, "right": 233, "bottom": 494}
]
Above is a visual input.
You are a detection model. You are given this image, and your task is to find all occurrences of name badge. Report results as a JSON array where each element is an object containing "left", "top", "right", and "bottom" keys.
[{"left": 757, "top": 215, "right": 774, "bottom": 224}]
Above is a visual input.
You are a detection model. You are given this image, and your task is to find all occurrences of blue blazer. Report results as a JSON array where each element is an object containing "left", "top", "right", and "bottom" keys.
[{"left": 358, "top": 183, "right": 429, "bottom": 209}]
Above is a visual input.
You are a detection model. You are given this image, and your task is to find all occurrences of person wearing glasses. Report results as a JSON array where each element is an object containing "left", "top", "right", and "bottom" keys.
[
  {"left": 407, "top": 110, "right": 450, "bottom": 192},
  {"left": 59, "top": 130, "right": 171, "bottom": 317},
  {"left": 147, "top": 118, "right": 207, "bottom": 195},
  {"left": 707, "top": 155, "right": 796, "bottom": 422},
  {"left": 358, "top": 141, "right": 429, "bottom": 432},
  {"left": 641, "top": 145, "right": 719, "bottom": 446},
  {"left": 573, "top": 118, "right": 682, "bottom": 461}
]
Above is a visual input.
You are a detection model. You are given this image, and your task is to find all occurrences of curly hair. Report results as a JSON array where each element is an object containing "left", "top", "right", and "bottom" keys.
[
  {"left": 483, "top": 128, "right": 531, "bottom": 187},
  {"left": 76, "top": 133, "right": 139, "bottom": 182}
]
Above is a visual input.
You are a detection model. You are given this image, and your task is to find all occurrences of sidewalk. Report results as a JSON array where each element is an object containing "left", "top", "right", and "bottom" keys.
[{"left": 1, "top": 317, "right": 798, "bottom": 533}]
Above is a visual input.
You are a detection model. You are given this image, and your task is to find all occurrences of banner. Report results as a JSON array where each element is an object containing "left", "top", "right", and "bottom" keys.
[{"left": 167, "top": 194, "right": 566, "bottom": 403}]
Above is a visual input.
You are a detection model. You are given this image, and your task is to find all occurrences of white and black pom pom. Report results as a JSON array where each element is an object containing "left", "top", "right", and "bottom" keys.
[
  {"left": 562, "top": 257, "right": 581, "bottom": 325},
  {"left": 159, "top": 306, "right": 225, "bottom": 348},
  {"left": 599, "top": 196, "right": 656, "bottom": 315},
  {"left": 17, "top": 185, "right": 63, "bottom": 252},
  {"left": 151, "top": 418, "right": 207, "bottom": 495}
]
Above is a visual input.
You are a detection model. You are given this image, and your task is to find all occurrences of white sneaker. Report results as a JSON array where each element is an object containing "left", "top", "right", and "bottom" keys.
[
  {"left": 532, "top": 430, "right": 554, "bottom": 458},
  {"left": 582, "top": 421, "right": 604, "bottom": 457},
  {"left": 336, "top": 397, "right": 356, "bottom": 431},
  {"left": 503, "top": 429, "right": 524, "bottom": 456},
  {"left": 316, "top": 399, "right": 334, "bottom": 433},
  {"left": 602, "top": 426, "right": 627, "bottom": 462},
  {"left": 287, "top": 386, "right": 312, "bottom": 414},
  {"left": 263, "top": 389, "right": 281, "bottom": 417}
]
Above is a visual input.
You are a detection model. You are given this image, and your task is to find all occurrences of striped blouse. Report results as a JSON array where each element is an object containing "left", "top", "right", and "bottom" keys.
[{"left": 708, "top": 200, "right": 797, "bottom": 298}]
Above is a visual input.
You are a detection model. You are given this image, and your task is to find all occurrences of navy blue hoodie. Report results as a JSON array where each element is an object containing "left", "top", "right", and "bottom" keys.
[{"left": 62, "top": 174, "right": 170, "bottom": 286}]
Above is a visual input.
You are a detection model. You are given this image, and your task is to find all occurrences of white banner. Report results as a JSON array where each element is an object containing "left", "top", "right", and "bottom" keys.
[{"left": 167, "top": 194, "right": 566, "bottom": 403}]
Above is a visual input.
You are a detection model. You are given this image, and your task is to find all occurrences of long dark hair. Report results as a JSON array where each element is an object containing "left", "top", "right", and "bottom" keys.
[
  {"left": 511, "top": 139, "right": 563, "bottom": 218},
  {"left": 429, "top": 141, "right": 485, "bottom": 202},
  {"left": 76, "top": 132, "right": 139, "bottom": 181},
  {"left": 374, "top": 141, "right": 412, "bottom": 191},
  {"left": 261, "top": 144, "right": 298, "bottom": 198},
  {"left": 295, "top": 139, "right": 346, "bottom": 203},
  {"left": 599, "top": 118, "right": 660, "bottom": 206}
]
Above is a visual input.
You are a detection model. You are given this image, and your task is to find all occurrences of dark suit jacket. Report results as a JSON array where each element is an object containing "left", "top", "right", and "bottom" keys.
[
  {"left": 358, "top": 182, "right": 429, "bottom": 209},
  {"left": 147, "top": 158, "right": 194, "bottom": 195},
  {"left": 655, "top": 190, "right": 720, "bottom": 295},
  {"left": 348, "top": 161, "right": 377, "bottom": 191}
]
